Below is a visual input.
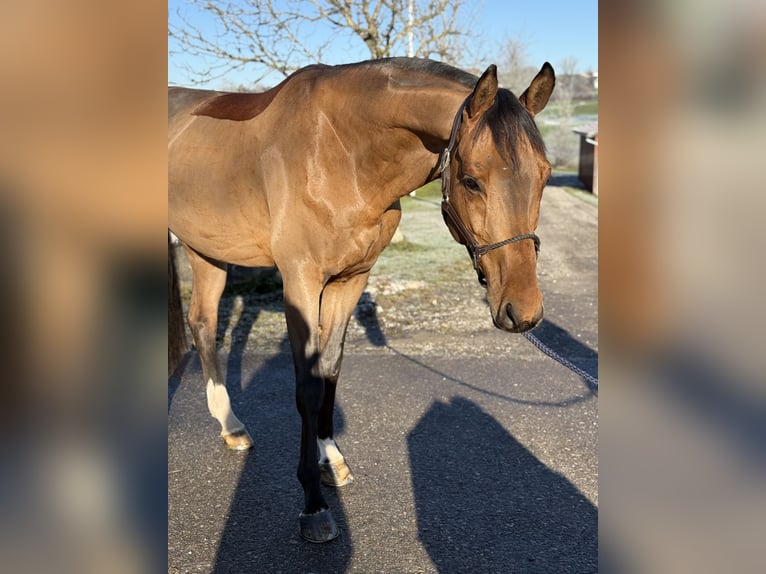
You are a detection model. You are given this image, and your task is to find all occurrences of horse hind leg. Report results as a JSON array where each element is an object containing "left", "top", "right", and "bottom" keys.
[{"left": 183, "top": 244, "right": 252, "bottom": 451}]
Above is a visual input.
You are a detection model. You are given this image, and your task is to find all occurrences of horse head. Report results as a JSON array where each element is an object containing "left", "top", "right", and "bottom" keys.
[{"left": 442, "top": 63, "right": 554, "bottom": 333}]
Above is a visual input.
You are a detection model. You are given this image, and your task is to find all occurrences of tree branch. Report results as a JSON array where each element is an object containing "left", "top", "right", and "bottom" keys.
[{"left": 169, "top": 0, "right": 469, "bottom": 86}]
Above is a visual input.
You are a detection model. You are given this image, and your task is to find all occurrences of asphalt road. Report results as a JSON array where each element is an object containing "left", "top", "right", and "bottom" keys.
[{"left": 168, "top": 182, "right": 598, "bottom": 573}]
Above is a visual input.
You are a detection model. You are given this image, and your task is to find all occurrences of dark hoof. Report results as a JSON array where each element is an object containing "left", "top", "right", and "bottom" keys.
[
  {"left": 320, "top": 459, "right": 354, "bottom": 487},
  {"left": 299, "top": 508, "right": 339, "bottom": 543},
  {"left": 221, "top": 429, "right": 253, "bottom": 451}
]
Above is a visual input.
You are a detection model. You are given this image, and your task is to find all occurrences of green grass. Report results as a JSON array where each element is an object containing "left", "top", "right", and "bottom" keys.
[
  {"left": 385, "top": 239, "right": 428, "bottom": 253},
  {"left": 574, "top": 100, "right": 598, "bottom": 115},
  {"left": 538, "top": 99, "right": 598, "bottom": 118},
  {"left": 407, "top": 179, "right": 442, "bottom": 201},
  {"left": 538, "top": 124, "right": 555, "bottom": 138}
]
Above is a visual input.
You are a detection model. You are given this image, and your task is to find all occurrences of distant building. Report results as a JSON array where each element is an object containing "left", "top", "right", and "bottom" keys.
[
  {"left": 572, "top": 121, "right": 598, "bottom": 195},
  {"left": 583, "top": 71, "right": 598, "bottom": 91}
]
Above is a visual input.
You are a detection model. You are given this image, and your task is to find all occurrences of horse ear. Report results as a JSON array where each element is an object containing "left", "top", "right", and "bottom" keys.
[
  {"left": 467, "top": 65, "right": 498, "bottom": 118},
  {"left": 519, "top": 62, "right": 555, "bottom": 117}
]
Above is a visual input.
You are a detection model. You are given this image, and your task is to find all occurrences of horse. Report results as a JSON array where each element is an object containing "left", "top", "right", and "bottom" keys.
[{"left": 168, "top": 57, "right": 554, "bottom": 543}]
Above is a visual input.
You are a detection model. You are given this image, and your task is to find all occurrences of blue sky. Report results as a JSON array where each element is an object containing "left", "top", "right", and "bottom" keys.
[
  {"left": 169, "top": 0, "right": 597, "bottom": 88},
  {"left": 478, "top": 0, "right": 597, "bottom": 70}
]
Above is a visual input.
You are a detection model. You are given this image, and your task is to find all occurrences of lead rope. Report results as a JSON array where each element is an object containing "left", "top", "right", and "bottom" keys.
[{"left": 523, "top": 331, "right": 599, "bottom": 388}]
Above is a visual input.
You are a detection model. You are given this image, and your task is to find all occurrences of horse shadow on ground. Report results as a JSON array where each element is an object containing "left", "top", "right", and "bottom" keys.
[
  {"left": 354, "top": 289, "right": 599, "bottom": 571},
  {"left": 356, "top": 290, "right": 599, "bottom": 571},
  {"left": 408, "top": 396, "right": 598, "bottom": 573},
  {"left": 354, "top": 291, "right": 387, "bottom": 346}
]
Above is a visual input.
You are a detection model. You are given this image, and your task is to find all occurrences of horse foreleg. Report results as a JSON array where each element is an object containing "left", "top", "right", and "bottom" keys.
[
  {"left": 316, "top": 273, "right": 370, "bottom": 487},
  {"left": 183, "top": 245, "right": 252, "bottom": 450},
  {"left": 282, "top": 274, "right": 337, "bottom": 542},
  {"left": 283, "top": 270, "right": 371, "bottom": 542}
]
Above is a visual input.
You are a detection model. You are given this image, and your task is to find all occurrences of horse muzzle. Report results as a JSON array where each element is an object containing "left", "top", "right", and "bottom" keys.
[{"left": 492, "top": 300, "right": 544, "bottom": 333}]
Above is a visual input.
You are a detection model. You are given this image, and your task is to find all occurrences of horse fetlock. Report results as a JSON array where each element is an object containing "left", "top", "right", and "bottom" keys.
[
  {"left": 206, "top": 378, "right": 248, "bottom": 445},
  {"left": 221, "top": 429, "right": 253, "bottom": 451},
  {"left": 318, "top": 437, "right": 354, "bottom": 486},
  {"left": 317, "top": 437, "right": 344, "bottom": 463},
  {"left": 320, "top": 459, "right": 354, "bottom": 487}
]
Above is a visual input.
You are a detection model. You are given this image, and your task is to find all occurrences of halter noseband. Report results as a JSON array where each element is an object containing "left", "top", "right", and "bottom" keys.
[{"left": 439, "top": 98, "right": 541, "bottom": 286}]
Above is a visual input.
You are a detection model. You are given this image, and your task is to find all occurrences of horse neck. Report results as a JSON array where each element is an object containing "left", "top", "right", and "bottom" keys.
[
  {"left": 326, "top": 72, "right": 471, "bottom": 210},
  {"left": 384, "top": 82, "right": 471, "bottom": 177}
]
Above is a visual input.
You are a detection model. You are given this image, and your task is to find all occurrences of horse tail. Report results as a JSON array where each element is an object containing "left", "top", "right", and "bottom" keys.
[{"left": 168, "top": 232, "right": 188, "bottom": 375}]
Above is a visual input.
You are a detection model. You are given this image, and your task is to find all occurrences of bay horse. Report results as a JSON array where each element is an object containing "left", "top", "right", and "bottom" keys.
[{"left": 168, "top": 58, "right": 554, "bottom": 543}]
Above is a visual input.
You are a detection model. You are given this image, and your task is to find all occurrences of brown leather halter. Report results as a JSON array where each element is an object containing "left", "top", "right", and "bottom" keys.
[{"left": 439, "top": 98, "right": 541, "bottom": 286}]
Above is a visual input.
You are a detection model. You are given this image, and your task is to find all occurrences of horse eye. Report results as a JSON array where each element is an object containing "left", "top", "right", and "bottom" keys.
[{"left": 462, "top": 176, "right": 482, "bottom": 192}]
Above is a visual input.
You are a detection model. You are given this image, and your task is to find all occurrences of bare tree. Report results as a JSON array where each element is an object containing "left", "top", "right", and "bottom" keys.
[
  {"left": 546, "top": 56, "right": 581, "bottom": 169},
  {"left": 169, "top": 0, "right": 468, "bottom": 86},
  {"left": 552, "top": 56, "right": 579, "bottom": 117},
  {"left": 497, "top": 35, "right": 537, "bottom": 95}
]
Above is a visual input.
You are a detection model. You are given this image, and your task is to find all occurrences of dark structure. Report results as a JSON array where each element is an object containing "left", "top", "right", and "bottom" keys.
[{"left": 573, "top": 121, "right": 598, "bottom": 195}]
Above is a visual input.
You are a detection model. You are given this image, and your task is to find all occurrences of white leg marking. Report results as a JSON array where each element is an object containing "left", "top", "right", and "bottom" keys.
[
  {"left": 206, "top": 378, "right": 245, "bottom": 436},
  {"left": 317, "top": 437, "right": 345, "bottom": 464}
]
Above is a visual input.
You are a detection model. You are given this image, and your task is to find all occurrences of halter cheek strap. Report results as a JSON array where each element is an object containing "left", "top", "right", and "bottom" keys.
[{"left": 439, "top": 98, "right": 541, "bottom": 285}]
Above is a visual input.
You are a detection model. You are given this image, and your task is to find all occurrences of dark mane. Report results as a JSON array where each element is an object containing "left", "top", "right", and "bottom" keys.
[
  {"left": 475, "top": 88, "right": 547, "bottom": 165},
  {"left": 343, "top": 57, "right": 478, "bottom": 89},
  {"left": 375, "top": 57, "right": 478, "bottom": 88},
  {"left": 350, "top": 58, "right": 546, "bottom": 165}
]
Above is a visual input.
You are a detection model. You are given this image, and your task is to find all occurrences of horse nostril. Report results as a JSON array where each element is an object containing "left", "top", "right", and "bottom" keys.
[{"left": 505, "top": 303, "right": 517, "bottom": 327}]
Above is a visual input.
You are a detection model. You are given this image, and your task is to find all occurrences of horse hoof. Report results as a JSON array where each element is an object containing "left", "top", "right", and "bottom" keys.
[
  {"left": 299, "top": 508, "right": 339, "bottom": 543},
  {"left": 320, "top": 459, "right": 354, "bottom": 487},
  {"left": 222, "top": 429, "right": 253, "bottom": 451}
]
